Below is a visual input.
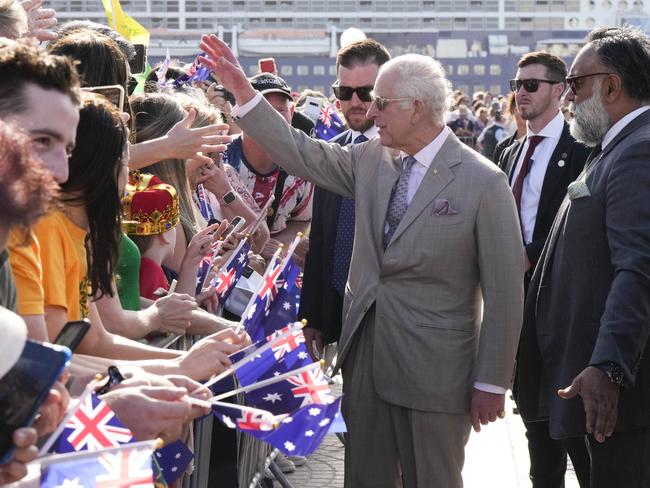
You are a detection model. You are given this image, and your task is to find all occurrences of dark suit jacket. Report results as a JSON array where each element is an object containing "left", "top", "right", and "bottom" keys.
[
  {"left": 299, "top": 129, "right": 353, "bottom": 344},
  {"left": 517, "top": 109, "right": 650, "bottom": 439},
  {"left": 498, "top": 122, "right": 589, "bottom": 275}
]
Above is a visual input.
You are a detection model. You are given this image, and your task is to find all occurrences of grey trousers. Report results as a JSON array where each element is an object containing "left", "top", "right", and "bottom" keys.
[{"left": 341, "top": 310, "right": 471, "bottom": 488}]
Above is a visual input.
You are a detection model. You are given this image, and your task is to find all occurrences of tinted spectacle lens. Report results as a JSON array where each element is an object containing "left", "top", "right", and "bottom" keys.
[
  {"left": 332, "top": 84, "right": 374, "bottom": 102},
  {"left": 509, "top": 79, "right": 542, "bottom": 93}
]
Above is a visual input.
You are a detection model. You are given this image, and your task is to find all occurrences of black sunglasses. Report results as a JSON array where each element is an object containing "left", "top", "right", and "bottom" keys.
[
  {"left": 332, "top": 81, "right": 374, "bottom": 102},
  {"left": 565, "top": 72, "right": 615, "bottom": 94},
  {"left": 509, "top": 78, "right": 563, "bottom": 93}
]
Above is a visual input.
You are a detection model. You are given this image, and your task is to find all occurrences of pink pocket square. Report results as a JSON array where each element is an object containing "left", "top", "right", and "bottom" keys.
[{"left": 432, "top": 198, "right": 458, "bottom": 216}]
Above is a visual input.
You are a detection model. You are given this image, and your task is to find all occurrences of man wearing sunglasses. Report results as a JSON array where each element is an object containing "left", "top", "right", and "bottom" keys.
[
  {"left": 501, "top": 52, "right": 591, "bottom": 488},
  {"left": 519, "top": 27, "right": 650, "bottom": 487},
  {"left": 300, "top": 39, "right": 390, "bottom": 368},
  {"left": 201, "top": 35, "right": 525, "bottom": 488}
]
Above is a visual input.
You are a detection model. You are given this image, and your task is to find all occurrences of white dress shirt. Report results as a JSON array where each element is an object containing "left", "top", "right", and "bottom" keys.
[
  {"left": 510, "top": 111, "right": 565, "bottom": 245},
  {"left": 601, "top": 105, "right": 650, "bottom": 150},
  {"left": 350, "top": 125, "right": 379, "bottom": 143}
]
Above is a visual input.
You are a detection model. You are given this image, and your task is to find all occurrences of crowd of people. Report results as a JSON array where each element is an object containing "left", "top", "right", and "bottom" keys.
[{"left": 1, "top": 0, "right": 650, "bottom": 486}]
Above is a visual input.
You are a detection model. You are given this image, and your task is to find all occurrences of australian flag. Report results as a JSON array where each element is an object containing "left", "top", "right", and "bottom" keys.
[
  {"left": 195, "top": 183, "right": 215, "bottom": 222},
  {"left": 41, "top": 442, "right": 156, "bottom": 488},
  {"left": 244, "top": 365, "right": 335, "bottom": 415},
  {"left": 232, "top": 326, "right": 312, "bottom": 388},
  {"left": 154, "top": 440, "right": 193, "bottom": 485},
  {"left": 211, "top": 401, "right": 276, "bottom": 432},
  {"left": 173, "top": 52, "right": 211, "bottom": 88},
  {"left": 211, "top": 239, "right": 251, "bottom": 303},
  {"left": 50, "top": 394, "right": 192, "bottom": 486},
  {"left": 51, "top": 394, "right": 135, "bottom": 453},
  {"left": 244, "top": 256, "right": 301, "bottom": 342},
  {"left": 314, "top": 103, "right": 346, "bottom": 141},
  {"left": 248, "top": 397, "right": 343, "bottom": 457}
]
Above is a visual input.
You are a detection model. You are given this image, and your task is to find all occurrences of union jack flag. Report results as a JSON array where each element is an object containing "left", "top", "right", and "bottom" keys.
[
  {"left": 212, "top": 402, "right": 275, "bottom": 432},
  {"left": 95, "top": 447, "right": 154, "bottom": 487},
  {"left": 41, "top": 442, "right": 156, "bottom": 488},
  {"left": 52, "top": 394, "right": 135, "bottom": 453},
  {"left": 195, "top": 183, "right": 215, "bottom": 222},
  {"left": 268, "top": 325, "right": 305, "bottom": 360},
  {"left": 287, "top": 368, "right": 335, "bottom": 407},
  {"left": 314, "top": 102, "right": 346, "bottom": 141},
  {"left": 319, "top": 104, "right": 333, "bottom": 127},
  {"left": 211, "top": 239, "right": 250, "bottom": 303}
]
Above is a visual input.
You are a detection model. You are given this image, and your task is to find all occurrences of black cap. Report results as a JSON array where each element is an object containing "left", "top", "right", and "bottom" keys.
[{"left": 249, "top": 72, "right": 292, "bottom": 100}]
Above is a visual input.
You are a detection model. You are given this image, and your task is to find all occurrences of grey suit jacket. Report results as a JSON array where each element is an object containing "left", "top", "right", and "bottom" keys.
[
  {"left": 237, "top": 98, "right": 524, "bottom": 413},
  {"left": 522, "top": 109, "right": 650, "bottom": 438}
]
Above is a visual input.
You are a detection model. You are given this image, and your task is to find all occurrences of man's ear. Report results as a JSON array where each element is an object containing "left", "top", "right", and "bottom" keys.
[
  {"left": 604, "top": 74, "right": 623, "bottom": 103},
  {"left": 335, "top": 98, "right": 341, "bottom": 111}
]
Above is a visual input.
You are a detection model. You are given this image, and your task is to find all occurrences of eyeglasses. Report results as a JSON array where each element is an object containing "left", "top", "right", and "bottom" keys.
[
  {"left": 565, "top": 72, "right": 615, "bottom": 94},
  {"left": 371, "top": 95, "right": 414, "bottom": 111},
  {"left": 331, "top": 81, "right": 374, "bottom": 102},
  {"left": 509, "top": 78, "right": 563, "bottom": 93}
]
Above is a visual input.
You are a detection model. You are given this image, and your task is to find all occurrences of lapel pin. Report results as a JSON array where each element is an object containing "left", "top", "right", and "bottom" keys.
[
  {"left": 558, "top": 159, "right": 565, "bottom": 167},
  {"left": 561, "top": 152, "right": 568, "bottom": 158},
  {"left": 433, "top": 169, "right": 438, "bottom": 175}
]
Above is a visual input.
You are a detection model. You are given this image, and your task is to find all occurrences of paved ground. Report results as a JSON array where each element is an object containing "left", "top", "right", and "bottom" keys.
[{"left": 277, "top": 377, "right": 580, "bottom": 488}]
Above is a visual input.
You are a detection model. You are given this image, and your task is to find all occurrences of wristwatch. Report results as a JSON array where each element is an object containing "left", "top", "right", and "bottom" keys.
[
  {"left": 218, "top": 190, "right": 236, "bottom": 206},
  {"left": 595, "top": 361, "right": 625, "bottom": 386}
]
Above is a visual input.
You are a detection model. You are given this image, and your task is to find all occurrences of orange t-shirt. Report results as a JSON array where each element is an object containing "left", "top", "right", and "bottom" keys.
[
  {"left": 33, "top": 211, "right": 90, "bottom": 320},
  {"left": 8, "top": 229, "right": 44, "bottom": 316}
]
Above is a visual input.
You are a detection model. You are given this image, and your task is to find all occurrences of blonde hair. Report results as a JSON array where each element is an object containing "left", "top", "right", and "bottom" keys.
[{"left": 0, "top": 0, "right": 27, "bottom": 39}]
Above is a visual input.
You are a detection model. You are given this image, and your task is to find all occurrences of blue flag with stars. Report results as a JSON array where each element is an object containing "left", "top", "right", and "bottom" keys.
[
  {"left": 211, "top": 239, "right": 251, "bottom": 303},
  {"left": 155, "top": 440, "right": 193, "bottom": 485},
  {"left": 314, "top": 103, "right": 346, "bottom": 141},
  {"left": 244, "top": 256, "right": 301, "bottom": 342},
  {"left": 232, "top": 326, "right": 312, "bottom": 388},
  {"left": 248, "top": 397, "right": 343, "bottom": 456}
]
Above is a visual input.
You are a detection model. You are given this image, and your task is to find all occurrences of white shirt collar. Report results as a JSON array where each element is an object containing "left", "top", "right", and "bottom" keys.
[
  {"left": 350, "top": 125, "right": 379, "bottom": 142},
  {"left": 401, "top": 126, "right": 450, "bottom": 168},
  {"left": 601, "top": 105, "right": 650, "bottom": 149},
  {"left": 526, "top": 111, "right": 565, "bottom": 139}
]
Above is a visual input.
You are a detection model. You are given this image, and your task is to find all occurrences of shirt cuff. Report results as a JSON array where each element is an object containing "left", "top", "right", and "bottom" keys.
[
  {"left": 473, "top": 382, "right": 507, "bottom": 394},
  {"left": 231, "top": 91, "right": 263, "bottom": 119}
]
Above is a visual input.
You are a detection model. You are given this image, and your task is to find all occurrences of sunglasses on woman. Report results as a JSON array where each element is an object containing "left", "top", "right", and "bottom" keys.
[
  {"left": 509, "top": 78, "right": 563, "bottom": 93},
  {"left": 332, "top": 81, "right": 374, "bottom": 102}
]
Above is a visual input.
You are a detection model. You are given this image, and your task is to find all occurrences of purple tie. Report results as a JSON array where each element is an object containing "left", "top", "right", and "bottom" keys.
[
  {"left": 331, "top": 133, "right": 367, "bottom": 295},
  {"left": 383, "top": 156, "right": 416, "bottom": 249}
]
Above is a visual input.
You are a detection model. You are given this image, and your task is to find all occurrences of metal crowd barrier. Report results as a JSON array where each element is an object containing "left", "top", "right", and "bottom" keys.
[{"left": 155, "top": 331, "right": 296, "bottom": 488}]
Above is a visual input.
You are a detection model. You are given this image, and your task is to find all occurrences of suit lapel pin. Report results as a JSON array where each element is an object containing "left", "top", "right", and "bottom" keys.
[
  {"left": 433, "top": 169, "right": 438, "bottom": 175},
  {"left": 558, "top": 159, "right": 565, "bottom": 167}
]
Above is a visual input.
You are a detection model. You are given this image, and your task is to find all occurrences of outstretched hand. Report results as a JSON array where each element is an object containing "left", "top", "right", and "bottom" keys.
[
  {"left": 198, "top": 35, "right": 257, "bottom": 105},
  {"left": 558, "top": 366, "right": 619, "bottom": 443}
]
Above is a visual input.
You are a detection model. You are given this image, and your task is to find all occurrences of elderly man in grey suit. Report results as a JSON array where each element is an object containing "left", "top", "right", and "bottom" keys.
[{"left": 199, "top": 36, "right": 524, "bottom": 487}]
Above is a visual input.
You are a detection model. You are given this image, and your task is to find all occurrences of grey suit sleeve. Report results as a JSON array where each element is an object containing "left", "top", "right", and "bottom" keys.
[
  {"left": 590, "top": 142, "right": 650, "bottom": 385},
  {"left": 236, "top": 97, "right": 356, "bottom": 198},
  {"left": 475, "top": 170, "right": 525, "bottom": 387}
]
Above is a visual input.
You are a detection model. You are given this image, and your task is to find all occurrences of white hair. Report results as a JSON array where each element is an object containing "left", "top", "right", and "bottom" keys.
[{"left": 379, "top": 54, "right": 453, "bottom": 125}]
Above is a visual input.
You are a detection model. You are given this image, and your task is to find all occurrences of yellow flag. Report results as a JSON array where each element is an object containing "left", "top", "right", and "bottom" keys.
[{"left": 101, "top": 0, "right": 150, "bottom": 45}]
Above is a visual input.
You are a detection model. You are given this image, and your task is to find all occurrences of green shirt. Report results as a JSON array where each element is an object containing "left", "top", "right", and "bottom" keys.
[{"left": 116, "top": 234, "right": 141, "bottom": 311}]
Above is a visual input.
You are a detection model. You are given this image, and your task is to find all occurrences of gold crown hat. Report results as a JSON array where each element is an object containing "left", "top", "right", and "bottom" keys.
[{"left": 121, "top": 172, "right": 180, "bottom": 236}]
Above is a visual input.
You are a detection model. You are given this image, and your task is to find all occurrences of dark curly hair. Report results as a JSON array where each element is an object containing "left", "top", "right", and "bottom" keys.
[
  {"left": 60, "top": 93, "right": 128, "bottom": 299},
  {"left": 0, "top": 121, "right": 58, "bottom": 238}
]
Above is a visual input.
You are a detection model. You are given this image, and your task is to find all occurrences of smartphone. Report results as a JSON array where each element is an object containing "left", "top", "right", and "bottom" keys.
[
  {"left": 53, "top": 320, "right": 90, "bottom": 353},
  {"left": 82, "top": 85, "right": 125, "bottom": 112},
  {"left": 0, "top": 340, "right": 71, "bottom": 463},
  {"left": 302, "top": 96, "right": 324, "bottom": 124},
  {"left": 129, "top": 44, "right": 147, "bottom": 75},
  {"left": 258, "top": 57, "right": 277, "bottom": 75},
  {"left": 224, "top": 216, "right": 246, "bottom": 237}
]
